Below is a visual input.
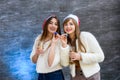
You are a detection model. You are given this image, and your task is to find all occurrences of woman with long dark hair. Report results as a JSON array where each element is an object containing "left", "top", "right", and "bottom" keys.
[{"left": 30, "top": 15, "right": 69, "bottom": 80}]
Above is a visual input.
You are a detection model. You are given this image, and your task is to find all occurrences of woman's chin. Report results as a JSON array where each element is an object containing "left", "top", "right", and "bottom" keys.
[
  {"left": 49, "top": 31, "right": 56, "bottom": 34},
  {"left": 66, "top": 32, "right": 71, "bottom": 34}
]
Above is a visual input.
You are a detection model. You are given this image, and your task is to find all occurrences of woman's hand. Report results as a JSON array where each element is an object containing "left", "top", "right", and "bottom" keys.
[
  {"left": 69, "top": 51, "right": 82, "bottom": 61},
  {"left": 60, "top": 34, "right": 67, "bottom": 48},
  {"left": 52, "top": 32, "right": 60, "bottom": 44},
  {"left": 35, "top": 47, "right": 44, "bottom": 55},
  {"left": 32, "top": 47, "right": 44, "bottom": 63}
]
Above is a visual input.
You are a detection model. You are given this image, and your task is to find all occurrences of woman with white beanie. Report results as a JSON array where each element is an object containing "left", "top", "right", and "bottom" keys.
[{"left": 63, "top": 14, "right": 105, "bottom": 80}]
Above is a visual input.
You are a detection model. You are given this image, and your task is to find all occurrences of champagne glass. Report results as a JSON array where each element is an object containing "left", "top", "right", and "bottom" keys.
[
  {"left": 69, "top": 46, "right": 75, "bottom": 64},
  {"left": 38, "top": 42, "right": 43, "bottom": 50},
  {"left": 38, "top": 42, "right": 44, "bottom": 55}
]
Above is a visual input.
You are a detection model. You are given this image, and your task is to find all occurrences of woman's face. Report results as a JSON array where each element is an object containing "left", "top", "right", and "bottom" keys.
[
  {"left": 64, "top": 19, "right": 75, "bottom": 35},
  {"left": 47, "top": 18, "right": 58, "bottom": 34}
]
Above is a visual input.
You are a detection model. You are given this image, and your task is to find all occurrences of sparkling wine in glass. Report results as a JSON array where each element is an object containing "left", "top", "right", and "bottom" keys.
[
  {"left": 38, "top": 42, "right": 43, "bottom": 50},
  {"left": 69, "top": 46, "right": 75, "bottom": 64}
]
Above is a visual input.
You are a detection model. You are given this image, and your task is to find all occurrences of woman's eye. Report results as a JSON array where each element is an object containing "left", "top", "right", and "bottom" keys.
[
  {"left": 49, "top": 21, "right": 52, "bottom": 24},
  {"left": 64, "top": 24, "right": 67, "bottom": 26},
  {"left": 70, "top": 23, "right": 73, "bottom": 25},
  {"left": 55, "top": 23, "right": 58, "bottom": 26}
]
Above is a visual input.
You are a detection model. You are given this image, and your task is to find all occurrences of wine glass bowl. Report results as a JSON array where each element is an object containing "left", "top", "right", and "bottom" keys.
[{"left": 69, "top": 46, "right": 75, "bottom": 64}]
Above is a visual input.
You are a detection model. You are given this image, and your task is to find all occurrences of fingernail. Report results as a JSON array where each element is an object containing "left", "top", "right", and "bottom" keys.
[
  {"left": 54, "top": 32, "right": 58, "bottom": 35},
  {"left": 64, "top": 34, "right": 68, "bottom": 37}
]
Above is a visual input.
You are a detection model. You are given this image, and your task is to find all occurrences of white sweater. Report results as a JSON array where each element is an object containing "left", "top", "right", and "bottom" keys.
[
  {"left": 30, "top": 35, "right": 69, "bottom": 73},
  {"left": 70, "top": 31, "right": 105, "bottom": 78}
]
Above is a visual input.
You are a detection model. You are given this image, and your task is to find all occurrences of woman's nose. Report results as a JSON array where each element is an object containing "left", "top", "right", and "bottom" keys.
[
  {"left": 52, "top": 23, "right": 56, "bottom": 26},
  {"left": 66, "top": 25, "right": 70, "bottom": 28}
]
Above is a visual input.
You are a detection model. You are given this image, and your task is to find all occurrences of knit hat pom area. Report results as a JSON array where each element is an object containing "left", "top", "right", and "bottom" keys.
[{"left": 63, "top": 14, "right": 80, "bottom": 26}]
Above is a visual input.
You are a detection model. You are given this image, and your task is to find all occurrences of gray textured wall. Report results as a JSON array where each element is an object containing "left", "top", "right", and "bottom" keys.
[{"left": 0, "top": 0, "right": 120, "bottom": 80}]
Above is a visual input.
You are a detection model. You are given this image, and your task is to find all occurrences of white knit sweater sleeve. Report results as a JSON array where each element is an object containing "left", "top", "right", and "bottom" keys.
[{"left": 80, "top": 32, "right": 105, "bottom": 64}]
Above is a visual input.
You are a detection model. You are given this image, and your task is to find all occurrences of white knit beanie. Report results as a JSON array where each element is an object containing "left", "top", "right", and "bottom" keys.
[{"left": 63, "top": 14, "right": 80, "bottom": 26}]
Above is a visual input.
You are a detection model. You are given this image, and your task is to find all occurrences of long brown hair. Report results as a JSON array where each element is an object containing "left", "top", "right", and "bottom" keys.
[
  {"left": 63, "top": 18, "right": 86, "bottom": 53},
  {"left": 40, "top": 15, "right": 61, "bottom": 41}
]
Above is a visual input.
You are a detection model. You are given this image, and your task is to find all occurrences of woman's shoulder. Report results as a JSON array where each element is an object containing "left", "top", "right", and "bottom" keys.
[
  {"left": 35, "top": 34, "right": 42, "bottom": 41},
  {"left": 80, "top": 31, "right": 97, "bottom": 42},
  {"left": 80, "top": 31, "right": 94, "bottom": 37}
]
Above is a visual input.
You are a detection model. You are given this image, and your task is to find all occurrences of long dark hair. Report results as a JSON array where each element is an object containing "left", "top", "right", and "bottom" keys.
[{"left": 40, "top": 15, "right": 61, "bottom": 41}]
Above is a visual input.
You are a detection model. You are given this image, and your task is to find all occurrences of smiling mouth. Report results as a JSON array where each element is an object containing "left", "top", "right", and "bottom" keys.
[
  {"left": 50, "top": 27, "right": 56, "bottom": 31},
  {"left": 66, "top": 29, "right": 72, "bottom": 32}
]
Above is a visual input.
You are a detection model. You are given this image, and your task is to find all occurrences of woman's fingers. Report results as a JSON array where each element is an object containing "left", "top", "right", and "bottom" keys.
[
  {"left": 70, "top": 52, "right": 81, "bottom": 60},
  {"left": 61, "top": 34, "right": 67, "bottom": 38},
  {"left": 61, "top": 34, "right": 67, "bottom": 42},
  {"left": 69, "top": 52, "right": 77, "bottom": 60},
  {"left": 36, "top": 47, "right": 44, "bottom": 55},
  {"left": 53, "top": 32, "right": 68, "bottom": 40},
  {"left": 54, "top": 32, "right": 60, "bottom": 38}
]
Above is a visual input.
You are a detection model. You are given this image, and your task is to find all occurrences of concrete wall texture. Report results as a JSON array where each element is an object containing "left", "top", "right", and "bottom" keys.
[{"left": 0, "top": 0, "right": 120, "bottom": 80}]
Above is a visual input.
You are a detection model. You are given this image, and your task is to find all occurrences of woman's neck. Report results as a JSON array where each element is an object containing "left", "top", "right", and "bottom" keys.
[
  {"left": 45, "top": 33, "right": 53, "bottom": 42},
  {"left": 69, "top": 33, "right": 75, "bottom": 41}
]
